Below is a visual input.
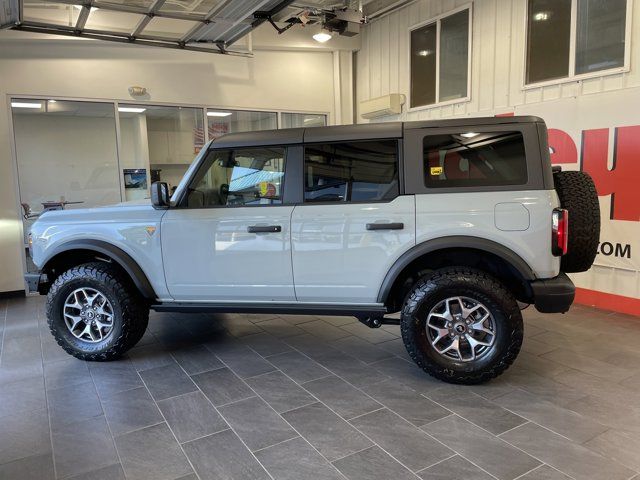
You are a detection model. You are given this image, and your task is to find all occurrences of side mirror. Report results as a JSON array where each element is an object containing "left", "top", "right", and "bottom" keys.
[{"left": 151, "top": 182, "right": 170, "bottom": 209}]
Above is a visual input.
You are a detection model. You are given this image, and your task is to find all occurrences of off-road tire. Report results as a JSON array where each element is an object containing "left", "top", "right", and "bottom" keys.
[
  {"left": 553, "top": 170, "right": 600, "bottom": 273},
  {"left": 46, "top": 262, "right": 149, "bottom": 361},
  {"left": 400, "top": 267, "right": 523, "bottom": 384}
]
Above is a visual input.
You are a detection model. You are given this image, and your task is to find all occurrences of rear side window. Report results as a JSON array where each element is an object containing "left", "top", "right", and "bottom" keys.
[
  {"left": 304, "top": 140, "right": 399, "bottom": 202},
  {"left": 423, "top": 131, "right": 528, "bottom": 188}
]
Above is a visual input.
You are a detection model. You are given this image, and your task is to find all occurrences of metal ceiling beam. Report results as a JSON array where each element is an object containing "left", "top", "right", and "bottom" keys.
[
  {"left": 131, "top": 0, "right": 166, "bottom": 38},
  {"left": 225, "top": 0, "right": 296, "bottom": 47},
  {"left": 46, "top": 0, "right": 204, "bottom": 22},
  {"left": 74, "top": 0, "right": 92, "bottom": 31},
  {"left": 179, "top": 0, "right": 235, "bottom": 43},
  {"left": 193, "top": 0, "right": 273, "bottom": 46}
]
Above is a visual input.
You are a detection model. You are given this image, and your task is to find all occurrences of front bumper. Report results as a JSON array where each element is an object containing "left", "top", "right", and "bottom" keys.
[
  {"left": 25, "top": 272, "right": 48, "bottom": 295},
  {"left": 530, "top": 273, "right": 575, "bottom": 313}
]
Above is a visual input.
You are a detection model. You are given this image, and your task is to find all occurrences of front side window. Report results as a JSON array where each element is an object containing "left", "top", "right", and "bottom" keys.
[
  {"left": 526, "top": 0, "right": 628, "bottom": 84},
  {"left": 304, "top": 140, "right": 399, "bottom": 203},
  {"left": 410, "top": 8, "right": 470, "bottom": 108},
  {"left": 423, "top": 132, "right": 527, "bottom": 188},
  {"left": 185, "top": 147, "right": 285, "bottom": 208}
]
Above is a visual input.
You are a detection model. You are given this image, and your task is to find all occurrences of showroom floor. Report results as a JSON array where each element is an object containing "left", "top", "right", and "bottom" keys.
[{"left": 0, "top": 297, "right": 639, "bottom": 480}]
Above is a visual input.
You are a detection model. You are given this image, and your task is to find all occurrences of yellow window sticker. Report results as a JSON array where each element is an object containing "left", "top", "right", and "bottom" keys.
[{"left": 430, "top": 166, "right": 443, "bottom": 176}]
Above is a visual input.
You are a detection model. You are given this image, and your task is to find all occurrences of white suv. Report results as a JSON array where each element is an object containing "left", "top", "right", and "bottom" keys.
[{"left": 26, "top": 116, "right": 600, "bottom": 384}]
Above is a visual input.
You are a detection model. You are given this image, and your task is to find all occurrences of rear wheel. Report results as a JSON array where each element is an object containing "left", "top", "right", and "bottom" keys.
[
  {"left": 400, "top": 267, "right": 523, "bottom": 384},
  {"left": 46, "top": 262, "right": 149, "bottom": 361}
]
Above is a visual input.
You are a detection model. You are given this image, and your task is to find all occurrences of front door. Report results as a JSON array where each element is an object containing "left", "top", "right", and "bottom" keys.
[
  {"left": 161, "top": 146, "right": 295, "bottom": 302},
  {"left": 291, "top": 139, "right": 416, "bottom": 304}
]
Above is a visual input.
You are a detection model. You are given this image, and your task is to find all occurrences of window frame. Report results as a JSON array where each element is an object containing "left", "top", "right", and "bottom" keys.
[
  {"left": 177, "top": 145, "right": 290, "bottom": 209},
  {"left": 408, "top": 4, "right": 473, "bottom": 112},
  {"left": 523, "top": 0, "right": 633, "bottom": 89},
  {"left": 301, "top": 139, "right": 402, "bottom": 205}
]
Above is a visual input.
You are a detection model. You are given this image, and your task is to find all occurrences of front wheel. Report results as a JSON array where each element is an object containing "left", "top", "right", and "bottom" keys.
[
  {"left": 46, "top": 262, "right": 149, "bottom": 361},
  {"left": 400, "top": 267, "right": 523, "bottom": 384}
]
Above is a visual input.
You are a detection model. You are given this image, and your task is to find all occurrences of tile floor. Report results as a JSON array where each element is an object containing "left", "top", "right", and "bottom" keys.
[{"left": 1, "top": 296, "right": 639, "bottom": 480}]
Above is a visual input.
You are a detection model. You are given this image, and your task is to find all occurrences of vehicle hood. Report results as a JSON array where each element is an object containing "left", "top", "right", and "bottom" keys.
[{"left": 33, "top": 198, "right": 160, "bottom": 226}]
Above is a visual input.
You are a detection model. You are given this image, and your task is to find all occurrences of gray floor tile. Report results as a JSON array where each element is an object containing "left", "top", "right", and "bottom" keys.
[
  {"left": 219, "top": 396, "right": 296, "bottom": 451},
  {"left": 128, "top": 343, "right": 177, "bottom": 372},
  {"left": 284, "top": 333, "right": 341, "bottom": 359},
  {"left": 255, "top": 436, "right": 343, "bottom": 480},
  {"left": 158, "top": 390, "right": 228, "bottom": 444},
  {"left": 517, "top": 465, "right": 572, "bottom": 480},
  {"left": 102, "top": 387, "right": 164, "bottom": 436},
  {"left": 369, "top": 357, "right": 442, "bottom": 393},
  {"left": 350, "top": 408, "right": 453, "bottom": 472},
  {"left": 0, "top": 453, "right": 54, "bottom": 480},
  {"left": 191, "top": 367, "right": 254, "bottom": 406},
  {"left": 257, "top": 317, "right": 307, "bottom": 338},
  {"left": 89, "top": 360, "right": 144, "bottom": 397},
  {"left": 541, "top": 349, "right": 636, "bottom": 382},
  {"left": 313, "top": 350, "right": 390, "bottom": 387},
  {"left": 500, "top": 422, "right": 635, "bottom": 480},
  {"left": 363, "top": 380, "right": 451, "bottom": 426},
  {"left": 302, "top": 375, "right": 382, "bottom": 420},
  {"left": 48, "top": 380, "right": 103, "bottom": 429},
  {"left": 339, "top": 322, "right": 398, "bottom": 344},
  {"left": 0, "top": 375, "right": 46, "bottom": 418},
  {"left": 298, "top": 319, "right": 352, "bottom": 341},
  {"left": 246, "top": 370, "right": 315, "bottom": 413},
  {"left": 333, "top": 445, "right": 419, "bottom": 480},
  {"left": 240, "top": 332, "right": 293, "bottom": 357},
  {"left": 424, "top": 415, "right": 540, "bottom": 480},
  {"left": 66, "top": 463, "right": 126, "bottom": 480},
  {"left": 332, "top": 335, "right": 395, "bottom": 364},
  {"left": 0, "top": 408, "right": 51, "bottom": 465},
  {"left": 171, "top": 345, "right": 224, "bottom": 375},
  {"left": 425, "top": 386, "right": 527, "bottom": 435},
  {"left": 417, "top": 455, "right": 493, "bottom": 480},
  {"left": 584, "top": 428, "right": 640, "bottom": 472},
  {"left": 115, "top": 423, "right": 192, "bottom": 480},
  {"left": 493, "top": 388, "right": 608, "bottom": 442},
  {"left": 183, "top": 429, "right": 271, "bottom": 480},
  {"left": 267, "top": 351, "right": 331, "bottom": 383},
  {"left": 283, "top": 402, "right": 372, "bottom": 462},
  {"left": 139, "top": 363, "right": 198, "bottom": 401},
  {"left": 52, "top": 416, "right": 118, "bottom": 478},
  {"left": 211, "top": 343, "right": 276, "bottom": 378},
  {"left": 44, "top": 357, "right": 92, "bottom": 391}
]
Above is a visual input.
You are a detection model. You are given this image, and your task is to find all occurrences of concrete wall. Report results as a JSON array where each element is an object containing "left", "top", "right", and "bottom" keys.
[{"left": 0, "top": 30, "right": 338, "bottom": 293}]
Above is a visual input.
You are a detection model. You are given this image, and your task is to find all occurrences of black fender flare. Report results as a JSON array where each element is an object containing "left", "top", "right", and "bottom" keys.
[
  {"left": 377, "top": 236, "right": 536, "bottom": 303},
  {"left": 42, "top": 239, "right": 157, "bottom": 300}
]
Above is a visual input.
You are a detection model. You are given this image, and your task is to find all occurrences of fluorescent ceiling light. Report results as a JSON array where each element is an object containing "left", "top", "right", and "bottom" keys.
[
  {"left": 207, "top": 111, "right": 232, "bottom": 117},
  {"left": 313, "top": 31, "right": 332, "bottom": 43},
  {"left": 417, "top": 49, "right": 433, "bottom": 57},
  {"left": 73, "top": 5, "right": 98, "bottom": 11},
  {"left": 11, "top": 102, "right": 42, "bottom": 109},
  {"left": 460, "top": 132, "right": 479, "bottom": 138},
  {"left": 533, "top": 12, "right": 549, "bottom": 21},
  {"left": 118, "top": 107, "right": 146, "bottom": 113},
  {"left": 48, "top": 99, "right": 57, "bottom": 103}
]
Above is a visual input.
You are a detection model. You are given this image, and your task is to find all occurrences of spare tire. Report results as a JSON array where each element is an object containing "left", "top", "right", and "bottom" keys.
[{"left": 553, "top": 170, "right": 600, "bottom": 273}]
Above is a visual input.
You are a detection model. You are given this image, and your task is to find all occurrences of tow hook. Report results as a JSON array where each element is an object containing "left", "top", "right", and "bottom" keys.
[{"left": 357, "top": 315, "right": 401, "bottom": 329}]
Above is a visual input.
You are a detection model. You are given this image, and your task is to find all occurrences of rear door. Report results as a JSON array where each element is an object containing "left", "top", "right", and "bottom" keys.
[{"left": 291, "top": 139, "right": 416, "bottom": 303}]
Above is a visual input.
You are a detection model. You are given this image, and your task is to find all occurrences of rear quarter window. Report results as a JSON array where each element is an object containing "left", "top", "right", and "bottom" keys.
[{"left": 423, "top": 131, "right": 528, "bottom": 188}]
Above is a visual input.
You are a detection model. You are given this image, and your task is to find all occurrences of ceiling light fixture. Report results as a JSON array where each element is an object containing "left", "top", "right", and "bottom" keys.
[
  {"left": 73, "top": 5, "right": 98, "bottom": 12},
  {"left": 118, "top": 107, "right": 146, "bottom": 113},
  {"left": 417, "top": 49, "right": 433, "bottom": 57},
  {"left": 460, "top": 132, "right": 479, "bottom": 138},
  {"left": 533, "top": 12, "right": 549, "bottom": 21},
  {"left": 207, "top": 111, "right": 233, "bottom": 117},
  {"left": 48, "top": 99, "right": 57, "bottom": 103},
  {"left": 11, "top": 102, "right": 42, "bottom": 109},
  {"left": 313, "top": 30, "right": 332, "bottom": 43}
]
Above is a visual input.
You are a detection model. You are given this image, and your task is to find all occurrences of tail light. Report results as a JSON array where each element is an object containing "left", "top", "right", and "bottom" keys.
[{"left": 552, "top": 208, "right": 569, "bottom": 256}]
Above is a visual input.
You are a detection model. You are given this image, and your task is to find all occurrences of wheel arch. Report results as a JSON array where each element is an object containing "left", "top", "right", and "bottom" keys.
[
  {"left": 378, "top": 236, "right": 536, "bottom": 311},
  {"left": 41, "top": 240, "right": 157, "bottom": 300}
]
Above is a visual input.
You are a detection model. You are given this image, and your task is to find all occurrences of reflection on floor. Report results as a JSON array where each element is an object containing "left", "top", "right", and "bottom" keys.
[{"left": 1, "top": 296, "right": 639, "bottom": 480}]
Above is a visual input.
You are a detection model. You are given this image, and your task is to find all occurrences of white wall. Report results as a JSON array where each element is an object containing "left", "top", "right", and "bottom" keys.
[
  {"left": 356, "top": 0, "right": 640, "bottom": 304},
  {"left": 0, "top": 30, "right": 338, "bottom": 293}
]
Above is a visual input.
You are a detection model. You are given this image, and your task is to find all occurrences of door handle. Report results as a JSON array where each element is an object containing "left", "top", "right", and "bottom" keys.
[
  {"left": 247, "top": 225, "right": 282, "bottom": 233},
  {"left": 366, "top": 222, "right": 404, "bottom": 231}
]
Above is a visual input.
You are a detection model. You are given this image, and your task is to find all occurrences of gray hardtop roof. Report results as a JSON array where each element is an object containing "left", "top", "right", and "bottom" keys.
[{"left": 209, "top": 115, "right": 544, "bottom": 149}]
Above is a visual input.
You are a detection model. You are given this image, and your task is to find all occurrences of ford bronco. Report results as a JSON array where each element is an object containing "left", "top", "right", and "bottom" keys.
[{"left": 26, "top": 116, "right": 600, "bottom": 384}]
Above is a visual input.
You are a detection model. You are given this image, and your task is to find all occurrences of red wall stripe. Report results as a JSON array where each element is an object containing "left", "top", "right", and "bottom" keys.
[{"left": 574, "top": 288, "right": 640, "bottom": 317}]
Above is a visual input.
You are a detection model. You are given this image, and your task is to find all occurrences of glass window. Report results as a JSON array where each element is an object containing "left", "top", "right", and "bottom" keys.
[
  {"left": 526, "top": 0, "right": 571, "bottom": 84},
  {"left": 575, "top": 0, "right": 626, "bottom": 75},
  {"left": 423, "top": 132, "right": 527, "bottom": 188},
  {"left": 185, "top": 147, "right": 285, "bottom": 208},
  {"left": 304, "top": 141, "right": 399, "bottom": 203},
  {"left": 526, "top": 0, "right": 627, "bottom": 84},
  {"left": 118, "top": 104, "right": 205, "bottom": 198},
  {"left": 410, "top": 8, "right": 470, "bottom": 108},
  {"left": 11, "top": 99, "right": 121, "bottom": 272},
  {"left": 207, "top": 109, "right": 277, "bottom": 139},
  {"left": 22, "top": 0, "right": 80, "bottom": 27},
  {"left": 281, "top": 113, "right": 327, "bottom": 129}
]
